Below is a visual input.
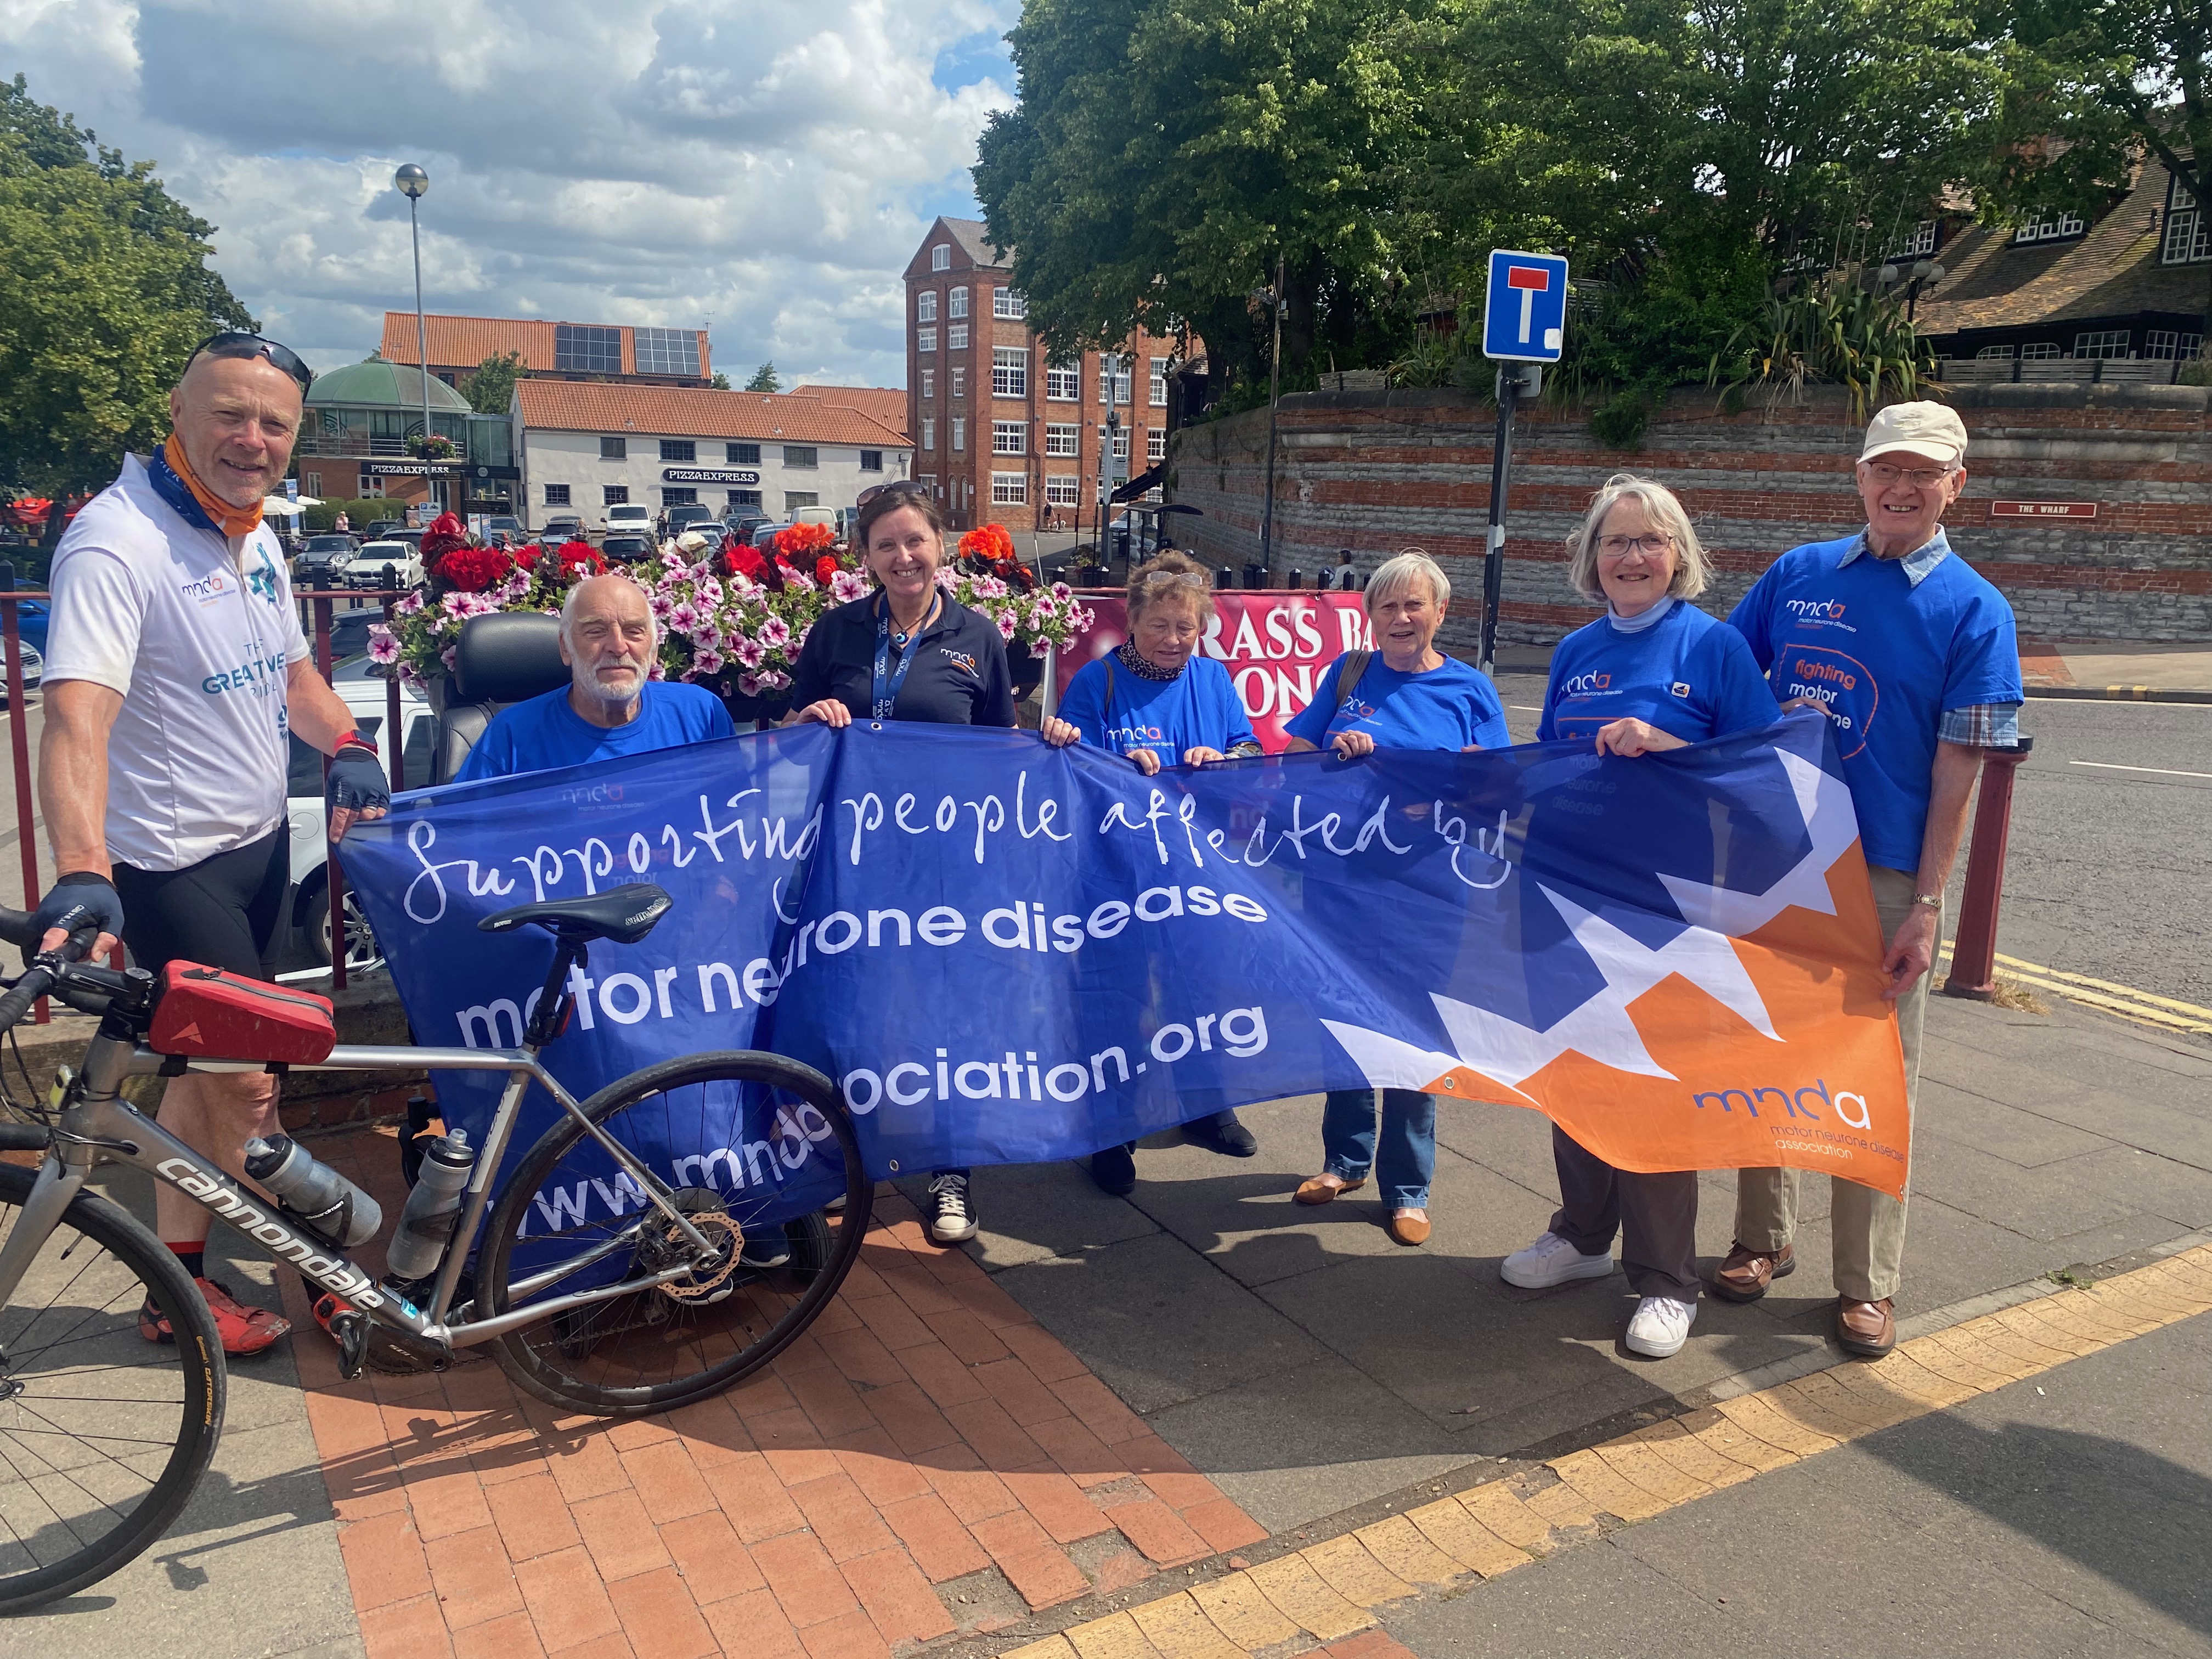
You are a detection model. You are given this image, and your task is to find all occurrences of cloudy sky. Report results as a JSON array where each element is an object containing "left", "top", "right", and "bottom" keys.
[{"left": 1, "top": 0, "right": 1020, "bottom": 387}]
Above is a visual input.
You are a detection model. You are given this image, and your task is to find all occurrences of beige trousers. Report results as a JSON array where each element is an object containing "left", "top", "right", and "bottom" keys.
[{"left": 1733, "top": 864, "right": 1933, "bottom": 1304}]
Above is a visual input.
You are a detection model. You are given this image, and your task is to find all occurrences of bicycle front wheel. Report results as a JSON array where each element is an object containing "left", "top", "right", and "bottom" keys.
[
  {"left": 0, "top": 1159, "right": 227, "bottom": 1615},
  {"left": 480, "top": 1051, "right": 872, "bottom": 1417}
]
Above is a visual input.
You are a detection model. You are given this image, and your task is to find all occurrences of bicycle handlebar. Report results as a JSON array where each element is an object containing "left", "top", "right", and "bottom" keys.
[{"left": 0, "top": 927, "right": 105, "bottom": 1034}]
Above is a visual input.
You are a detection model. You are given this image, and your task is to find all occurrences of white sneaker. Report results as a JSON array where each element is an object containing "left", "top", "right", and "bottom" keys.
[
  {"left": 1500, "top": 1231, "right": 1616, "bottom": 1289},
  {"left": 1624, "top": 1295, "right": 1697, "bottom": 1358},
  {"left": 927, "top": 1172, "right": 978, "bottom": 1244}
]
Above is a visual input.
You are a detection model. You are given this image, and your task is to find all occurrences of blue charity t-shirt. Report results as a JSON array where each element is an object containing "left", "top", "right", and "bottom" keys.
[
  {"left": 453, "top": 680, "right": 734, "bottom": 783},
  {"left": 1284, "top": 652, "right": 1511, "bottom": 752},
  {"left": 1058, "top": 652, "right": 1257, "bottom": 759},
  {"left": 1728, "top": 532, "right": 2023, "bottom": 873},
  {"left": 1539, "top": 599, "right": 1781, "bottom": 746}
]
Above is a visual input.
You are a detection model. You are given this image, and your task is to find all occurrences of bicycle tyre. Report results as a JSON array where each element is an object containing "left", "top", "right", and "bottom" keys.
[
  {"left": 480, "top": 1049, "right": 872, "bottom": 1417},
  {"left": 0, "top": 1160, "right": 227, "bottom": 1615}
]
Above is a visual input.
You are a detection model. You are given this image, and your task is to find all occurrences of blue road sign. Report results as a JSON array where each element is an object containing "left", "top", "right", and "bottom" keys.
[{"left": 1483, "top": 249, "right": 1570, "bottom": 363}]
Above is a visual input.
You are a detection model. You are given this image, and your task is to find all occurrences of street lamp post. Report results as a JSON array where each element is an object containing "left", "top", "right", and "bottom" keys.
[{"left": 394, "top": 163, "right": 433, "bottom": 512}]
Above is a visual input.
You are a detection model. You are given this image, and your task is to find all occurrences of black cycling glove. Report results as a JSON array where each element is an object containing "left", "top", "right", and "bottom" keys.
[
  {"left": 33, "top": 871, "right": 125, "bottom": 949},
  {"left": 326, "top": 739, "right": 391, "bottom": 824}
]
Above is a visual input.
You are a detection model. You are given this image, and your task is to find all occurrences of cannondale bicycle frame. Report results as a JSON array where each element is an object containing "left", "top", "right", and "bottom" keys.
[{"left": 0, "top": 1026, "right": 723, "bottom": 1353}]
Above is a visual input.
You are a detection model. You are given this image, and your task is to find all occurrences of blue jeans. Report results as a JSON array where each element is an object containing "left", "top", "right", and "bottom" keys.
[{"left": 1322, "top": 1089, "right": 1436, "bottom": 1209}]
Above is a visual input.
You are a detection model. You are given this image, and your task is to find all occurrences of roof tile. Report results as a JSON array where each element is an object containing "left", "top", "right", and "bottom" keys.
[{"left": 516, "top": 380, "right": 911, "bottom": 449}]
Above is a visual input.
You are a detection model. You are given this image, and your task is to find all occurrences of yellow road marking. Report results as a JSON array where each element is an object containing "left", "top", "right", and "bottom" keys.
[
  {"left": 1938, "top": 943, "right": 2212, "bottom": 1035},
  {"left": 1029, "top": 1243, "right": 2212, "bottom": 1659}
]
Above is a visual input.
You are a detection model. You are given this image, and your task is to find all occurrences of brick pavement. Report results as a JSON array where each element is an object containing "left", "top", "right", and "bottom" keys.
[{"left": 279, "top": 1123, "right": 1268, "bottom": 1659}]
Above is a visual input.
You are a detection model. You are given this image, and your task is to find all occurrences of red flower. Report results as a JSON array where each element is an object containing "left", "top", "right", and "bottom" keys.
[
  {"left": 774, "top": 521, "right": 836, "bottom": 560},
  {"left": 725, "top": 542, "right": 767, "bottom": 580},
  {"left": 513, "top": 542, "right": 542, "bottom": 569},
  {"left": 816, "top": 554, "right": 840, "bottom": 585},
  {"left": 434, "top": 545, "right": 514, "bottom": 592},
  {"left": 557, "top": 540, "right": 606, "bottom": 579}
]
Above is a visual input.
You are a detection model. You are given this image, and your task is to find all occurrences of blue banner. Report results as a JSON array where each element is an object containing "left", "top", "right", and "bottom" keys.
[{"left": 341, "top": 709, "right": 1912, "bottom": 1230}]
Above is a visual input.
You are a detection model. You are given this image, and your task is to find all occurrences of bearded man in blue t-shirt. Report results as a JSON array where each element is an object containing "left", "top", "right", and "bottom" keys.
[
  {"left": 455, "top": 573, "right": 732, "bottom": 783},
  {"left": 1719, "top": 402, "right": 2023, "bottom": 1358}
]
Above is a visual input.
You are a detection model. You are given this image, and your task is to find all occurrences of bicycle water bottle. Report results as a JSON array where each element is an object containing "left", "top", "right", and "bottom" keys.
[
  {"left": 243, "top": 1135, "right": 383, "bottom": 1247},
  {"left": 384, "top": 1130, "right": 475, "bottom": 1281}
]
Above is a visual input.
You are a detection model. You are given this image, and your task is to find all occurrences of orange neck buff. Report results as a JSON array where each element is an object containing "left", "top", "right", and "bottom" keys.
[{"left": 161, "top": 432, "right": 266, "bottom": 538}]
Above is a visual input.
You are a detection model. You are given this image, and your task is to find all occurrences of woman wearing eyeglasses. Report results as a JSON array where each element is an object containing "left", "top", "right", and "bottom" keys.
[
  {"left": 1041, "top": 550, "right": 1265, "bottom": 1193},
  {"left": 1283, "top": 549, "right": 1509, "bottom": 1248},
  {"left": 788, "top": 482, "right": 1078, "bottom": 1245},
  {"left": 1499, "top": 473, "right": 1778, "bottom": 1359}
]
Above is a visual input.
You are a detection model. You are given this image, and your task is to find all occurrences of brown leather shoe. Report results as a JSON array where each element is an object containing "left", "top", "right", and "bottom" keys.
[
  {"left": 1386, "top": 1213, "right": 1431, "bottom": 1247},
  {"left": 1837, "top": 1297, "right": 1896, "bottom": 1357},
  {"left": 1711, "top": 1240, "right": 1795, "bottom": 1303},
  {"left": 1294, "top": 1175, "right": 1365, "bottom": 1206}
]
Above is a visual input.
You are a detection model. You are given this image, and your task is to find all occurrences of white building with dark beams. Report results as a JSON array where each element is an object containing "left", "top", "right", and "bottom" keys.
[{"left": 514, "top": 381, "right": 910, "bottom": 530}]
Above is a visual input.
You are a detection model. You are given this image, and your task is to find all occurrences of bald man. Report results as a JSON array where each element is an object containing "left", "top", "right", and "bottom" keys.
[
  {"left": 37, "top": 333, "right": 391, "bottom": 1356},
  {"left": 452, "top": 572, "right": 732, "bottom": 783}
]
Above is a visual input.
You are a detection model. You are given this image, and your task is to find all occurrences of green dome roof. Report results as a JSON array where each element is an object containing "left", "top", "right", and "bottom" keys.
[{"left": 307, "top": 352, "right": 472, "bottom": 411}]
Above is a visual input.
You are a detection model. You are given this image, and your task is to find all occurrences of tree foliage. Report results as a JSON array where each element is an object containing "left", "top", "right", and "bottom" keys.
[
  {"left": 976, "top": 0, "right": 1430, "bottom": 398},
  {"left": 975, "top": 0, "right": 2025, "bottom": 408},
  {"left": 1991, "top": 0, "right": 2212, "bottom": 328},
  {"left": 746, "top": 360, "right": 780, "bottom": 392},
  {"left": 460, "top": 349, "right": 524, "bottom": 415},
  {"left": 0, "top": 75, "right": 254, "bottom": 506}
]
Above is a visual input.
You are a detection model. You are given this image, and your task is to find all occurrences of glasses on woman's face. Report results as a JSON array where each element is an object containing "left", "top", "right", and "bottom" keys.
[
  {"left": 1596, "top": 533, "right": 1673, "bottom": 558},
  {"left": 187, "top": 331, "right": 314, "bottom": 395}
]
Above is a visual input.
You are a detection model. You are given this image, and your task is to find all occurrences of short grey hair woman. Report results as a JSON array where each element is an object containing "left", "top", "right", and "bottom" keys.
[
  {"left": 1282, "top": 548, "right": 1511, "bottom": 1248},
  {"left": 1503, "top": 472, "right": 1780, "bottom": 1359}
]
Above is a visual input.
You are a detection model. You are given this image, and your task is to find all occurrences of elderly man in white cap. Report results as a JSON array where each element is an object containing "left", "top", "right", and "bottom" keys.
[{"left": 1719, "top": 401, "right": 2023, "bottom": 1358}]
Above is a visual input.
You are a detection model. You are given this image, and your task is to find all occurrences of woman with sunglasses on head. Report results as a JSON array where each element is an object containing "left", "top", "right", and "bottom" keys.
[
  {"left": 788, "top": 482, "right": 1077, "bottom": 1245},
  {"left": 1040, "top": 551, "right": 1265, "bottom": 1194},
  {"left": 1499, "top": 473, "right": 1778, "bottom": 1359}
]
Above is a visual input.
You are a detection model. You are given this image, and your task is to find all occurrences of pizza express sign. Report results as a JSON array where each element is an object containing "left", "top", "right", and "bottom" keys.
[{"left": 663, "top": 467, "right": 761, "bottom": 486}]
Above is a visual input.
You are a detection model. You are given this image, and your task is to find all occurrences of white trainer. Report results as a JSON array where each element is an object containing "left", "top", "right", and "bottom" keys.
[
  {"left": 1500, "top": 1231, "right": 1617, "bottom": 1289},
  {"left": 1624, "top": 1295, "right": 1698, "bottom": 1358}
]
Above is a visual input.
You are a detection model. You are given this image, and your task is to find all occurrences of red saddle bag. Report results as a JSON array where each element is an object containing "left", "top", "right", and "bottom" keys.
[{"left": 150, "top": 963, "right": 337, "bottom": 1064}]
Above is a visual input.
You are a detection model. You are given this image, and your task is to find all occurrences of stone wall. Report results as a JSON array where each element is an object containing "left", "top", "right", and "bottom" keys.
[{"left": 1165, "top": 383, "right": 2212, "bottom": 650}]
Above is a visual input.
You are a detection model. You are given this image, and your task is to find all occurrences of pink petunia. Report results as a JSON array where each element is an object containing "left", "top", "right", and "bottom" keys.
[
  {"left": 996, "top": 612, "right": 1017, "bottom": 641},
  {"left": 737, "top": 672, "right": 762, "bottom": 697},
  {"left": 668, "top": 602, "right": 701, "bottom": 631},
  {"left": 831, "top": 569, "right": 868, "bottom": 603},
  {"left": 733, "top": 636, "right": 765, "bottom": 669},
  {"left": 695, "top": 647, "right": 725, "bottom": 675},
  {"left": 758, "top": 669, "right": 790, "bottom": 692},
  {"left": 756, "top": 615, "right": 791, "bottom": 648}
]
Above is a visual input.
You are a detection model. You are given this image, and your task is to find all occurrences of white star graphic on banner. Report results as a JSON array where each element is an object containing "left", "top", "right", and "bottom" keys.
[
  {"left": 1657, "top": 748, "right": 1858, "bottom": 937},
  {"left": 1324, "top": 746, "right": 1854, "bottom": 1094}
]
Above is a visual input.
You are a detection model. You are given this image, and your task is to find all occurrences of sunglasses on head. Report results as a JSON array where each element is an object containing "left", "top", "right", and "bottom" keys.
[
  {"left": 855, "top": 479, "right": 930, "bottom": 509},
  {"left": 188, "top": 331, "right": 314, "bottom": 395}
]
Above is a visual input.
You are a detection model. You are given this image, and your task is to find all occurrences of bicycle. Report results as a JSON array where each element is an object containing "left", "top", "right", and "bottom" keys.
[{"left": 0, "top": 882, "right": 872, "bottom": 1613}]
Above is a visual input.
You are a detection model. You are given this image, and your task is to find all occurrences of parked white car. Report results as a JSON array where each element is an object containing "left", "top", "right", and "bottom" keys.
[
  {"left": 345, "top": 539, "right": 424, "bottom": 590},
  {"left": 285, "top": 665, "right": 436, "bottom": 969},
  {"left": 605, "top": 503, "right": 652, "bottom": 536}
]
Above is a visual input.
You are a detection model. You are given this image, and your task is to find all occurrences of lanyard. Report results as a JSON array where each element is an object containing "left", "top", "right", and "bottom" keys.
[{"left": 871, "top": 592, "right": 938, "bottom": 719}]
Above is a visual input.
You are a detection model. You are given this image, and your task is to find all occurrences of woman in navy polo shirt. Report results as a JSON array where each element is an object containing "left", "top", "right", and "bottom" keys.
[
  {"left": 1283, "top": 550, "right": 1509, "bottom": 1249},
  {"left": 1501, "top": 473, "right": 1778, "bottom": 1359},
  {"left": 1043, "top": 549, "right": 1265, "bottom": 1195},
  {"left": 790, "top": 483, "right": 1075, "bottom": 1246}
]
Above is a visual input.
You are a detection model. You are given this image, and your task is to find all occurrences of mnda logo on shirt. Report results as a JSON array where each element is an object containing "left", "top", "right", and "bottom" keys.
[
  {"left": 1560, "top": 670, "right": 1612, "bottom": 697},
  {"left": 1783, "top": 598, "right": 1853, "bottom": 630},
  {"left": 178, "top": 571, "right": 229, "bottom": 606},
  {"left": 939, "top": 648, "right": 979, "bottom": 678}
]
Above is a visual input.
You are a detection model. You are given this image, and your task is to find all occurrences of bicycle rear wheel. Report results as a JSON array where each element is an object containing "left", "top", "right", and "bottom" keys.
[
  {"left": 0, "top": 1159, "right": 226, "bottom": 1614},
  {"left": 480, "top": 1051, "right": 872, "bottom": 1417}
]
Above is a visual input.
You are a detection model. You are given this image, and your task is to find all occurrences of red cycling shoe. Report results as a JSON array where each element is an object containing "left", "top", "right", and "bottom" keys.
[{"left": 139, "top": 1276, "right": 291, "bottom": 1356}]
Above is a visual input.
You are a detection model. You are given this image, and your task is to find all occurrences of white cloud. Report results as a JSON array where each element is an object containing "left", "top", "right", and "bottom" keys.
[{"left": 1, "top": 0, "right": 1018, "bottom": 383}]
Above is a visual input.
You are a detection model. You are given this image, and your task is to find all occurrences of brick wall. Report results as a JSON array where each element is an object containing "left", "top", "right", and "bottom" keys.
[{"left": 1165, "top": 383, "right": 2212, "bottom": 648}]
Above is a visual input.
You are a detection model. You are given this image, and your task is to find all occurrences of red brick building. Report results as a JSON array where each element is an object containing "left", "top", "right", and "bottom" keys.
[{"left": 904, "top": 218, "right": 1190, "bottom": 531}]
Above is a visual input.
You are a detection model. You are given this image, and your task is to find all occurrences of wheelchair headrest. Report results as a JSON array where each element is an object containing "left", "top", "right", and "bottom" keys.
[{"left": 453, "top": 611, "right": 568, "bottom": 704}]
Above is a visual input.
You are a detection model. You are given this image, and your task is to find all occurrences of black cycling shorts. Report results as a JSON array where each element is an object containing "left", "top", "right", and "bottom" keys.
[{"left": 113, "top": 831, "right": 289, "bottom": 981}]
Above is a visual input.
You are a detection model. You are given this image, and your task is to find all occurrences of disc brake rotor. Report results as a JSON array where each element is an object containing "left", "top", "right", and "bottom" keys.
[{"left": 639, "top": 1187, "right": 741, "bottom": 1302}]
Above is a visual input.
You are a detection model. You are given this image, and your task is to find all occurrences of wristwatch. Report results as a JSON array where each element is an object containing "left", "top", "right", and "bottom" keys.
[{"left": 1911, "top": 891, "right": 1942, "bottom": 909}]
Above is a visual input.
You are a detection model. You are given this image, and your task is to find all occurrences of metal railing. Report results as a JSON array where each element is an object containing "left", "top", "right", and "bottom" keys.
[{"left": 0, "top": 569, "right": 410, "bottom": 1016}]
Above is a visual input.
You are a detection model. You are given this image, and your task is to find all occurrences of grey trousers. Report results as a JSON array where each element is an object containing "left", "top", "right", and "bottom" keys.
[
  {"left": 1733, "top": 864, "right": 1934, "bottom": 1304},
  {"left": 1548, "top": 1126, "right": 1701, "bottom": 1301}
]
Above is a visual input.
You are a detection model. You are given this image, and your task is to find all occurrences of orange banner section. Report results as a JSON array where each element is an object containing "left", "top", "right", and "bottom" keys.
[{"left": 1426, "top": 844, "right": 1910, "bottom": 1198}]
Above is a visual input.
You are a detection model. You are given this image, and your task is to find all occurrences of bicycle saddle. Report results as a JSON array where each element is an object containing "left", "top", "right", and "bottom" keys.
[{"left": 479, "top": 883, "right": 673, "bottom": 945}]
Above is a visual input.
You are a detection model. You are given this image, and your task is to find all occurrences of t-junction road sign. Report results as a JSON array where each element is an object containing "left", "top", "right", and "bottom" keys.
[{"left": 1483, "top": 250, "right": 1571, "bottom": 363}]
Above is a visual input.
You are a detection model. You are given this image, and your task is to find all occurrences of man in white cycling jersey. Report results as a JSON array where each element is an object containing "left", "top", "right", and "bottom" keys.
[{"left": 35, "top": 334, "right": 391, "bottom": 1357}]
